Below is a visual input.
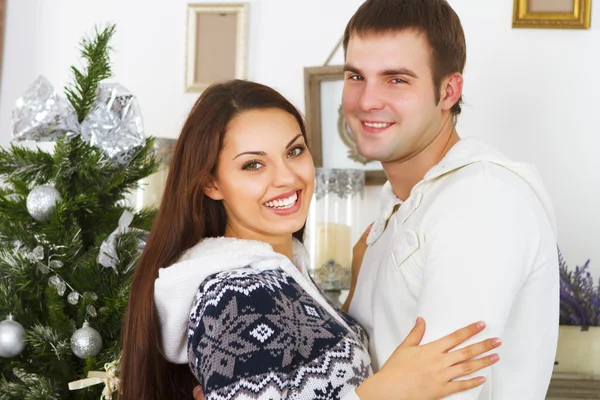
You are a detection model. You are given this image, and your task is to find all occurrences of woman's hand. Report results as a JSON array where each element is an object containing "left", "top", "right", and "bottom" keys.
[
  {"left": 356, "top": 318, "right": 500, "bottom": 400},
  {"left": 342, "top": 223, "right": 372, "bottom": 312},
  {"left": 193, "top": 386, "right": 204, "bottom": 400}
]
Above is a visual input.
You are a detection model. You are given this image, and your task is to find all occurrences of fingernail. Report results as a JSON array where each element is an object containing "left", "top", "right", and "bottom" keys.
[
  {"left": 490, "top": 354, "right": 500, "bottom": 362},
  {"left": 478, "top": 376, "right": 487, "bottom": 384},
  {"left": 476, "top": 321, "right": 486, "bottom": 329},
  {"left": 492, "top": 338, "right": 502, "bottom": 347}
]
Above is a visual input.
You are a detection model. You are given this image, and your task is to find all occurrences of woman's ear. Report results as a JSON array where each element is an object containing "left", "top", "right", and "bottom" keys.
[{"left": 203, "top": 177, "right": 224, "bottom": 201}]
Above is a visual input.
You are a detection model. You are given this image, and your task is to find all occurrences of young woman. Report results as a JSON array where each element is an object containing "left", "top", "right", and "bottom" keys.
[{"left": 119, "top": 80, "right": 501, "bottom": 400}]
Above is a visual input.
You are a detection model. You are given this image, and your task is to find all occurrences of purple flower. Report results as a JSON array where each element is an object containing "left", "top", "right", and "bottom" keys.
[{"left": 559, "top": 248, "right": 599, "bottom": 327}]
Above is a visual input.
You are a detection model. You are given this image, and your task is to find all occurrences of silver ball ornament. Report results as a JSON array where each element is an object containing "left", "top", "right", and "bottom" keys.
[
  {"left": 26, "top": 185, "right": 62, "bottom": 222},
  {"left": 0, "top": 314, "right": 26, "bottom": 358},
  {"left": 71, "top": 321, "right": 103, "bottom": 358}
]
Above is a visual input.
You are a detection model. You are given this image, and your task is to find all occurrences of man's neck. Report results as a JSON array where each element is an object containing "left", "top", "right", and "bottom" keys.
[{"left": 383, "top": 120, "right": 460, "bottom": 201}]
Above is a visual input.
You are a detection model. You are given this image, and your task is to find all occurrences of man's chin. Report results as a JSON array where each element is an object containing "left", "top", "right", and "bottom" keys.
[{"left": 355, "top": 143, "right": 385, "bottom": 163}]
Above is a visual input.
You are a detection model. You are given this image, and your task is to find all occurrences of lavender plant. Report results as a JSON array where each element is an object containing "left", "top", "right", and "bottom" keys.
[{"left": 559, "top": 250, "right": 600, "bottom": 327}]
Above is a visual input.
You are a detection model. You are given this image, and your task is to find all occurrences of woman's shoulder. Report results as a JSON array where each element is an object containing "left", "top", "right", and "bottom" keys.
[
  {"left": 190, "top": 266, "right": 297, "bottom": 318},
  {"left": 198, "top": 265, "right": 293, "bottom": 293}
]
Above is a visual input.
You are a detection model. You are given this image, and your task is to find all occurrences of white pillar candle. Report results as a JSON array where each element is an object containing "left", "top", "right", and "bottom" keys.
[{"left": 314, "top": 222, "right": 352, "bottom": 271}]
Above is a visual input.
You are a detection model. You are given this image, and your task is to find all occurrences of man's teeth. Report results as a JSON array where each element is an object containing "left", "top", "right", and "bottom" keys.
[
  {"left": 364, "top": 122, "right": 392, "bottom": 128},
  {"left": 265, "top": 192, "right": 298, "bottom": 209}
]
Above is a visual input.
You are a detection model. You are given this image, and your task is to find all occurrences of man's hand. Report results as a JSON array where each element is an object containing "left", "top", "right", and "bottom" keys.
[{"left": 342, "top": 223, "right": 373, "bottom": 312}]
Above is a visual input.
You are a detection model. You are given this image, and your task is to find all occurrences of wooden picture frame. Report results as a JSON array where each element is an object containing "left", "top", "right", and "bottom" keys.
[
  {"left": 512, "top": 0, "right": 591, "bottom": 29},
  {"left": 0, "top": 0, "right": 6, "bottom": 90},
  {"left": 303, "top": 65, "right": 387, "bottom": 186},
  {"left": 185, "top": 3, "right": 249, "bottom": 92}
]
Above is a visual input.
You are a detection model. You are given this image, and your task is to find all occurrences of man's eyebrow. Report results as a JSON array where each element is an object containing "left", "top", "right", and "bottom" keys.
[
  {"left": 380, "top": 68, "right": 418, "bottom": 78},
  {"left": 343, "top": 64, "right": 418, "bottom": 79},
  {"left": 343, "top": 64, "right": 362, "bottom": 75}
]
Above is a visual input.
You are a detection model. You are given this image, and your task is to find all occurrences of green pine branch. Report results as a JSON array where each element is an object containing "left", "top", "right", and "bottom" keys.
[
  {"left": 0, "top": 374, "right": 58, "bottom": 400},
  {"left": 51, "top": 135, "right": 158, "bottom": 249},
  {"left": 0, "top": 145, "right": 55, "bottom": 186},
  {"left": 64, "top": 25, "right": 115, "bottom": 123}
]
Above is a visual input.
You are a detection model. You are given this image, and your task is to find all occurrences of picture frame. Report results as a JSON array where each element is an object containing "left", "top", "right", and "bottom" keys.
[
  {"left": 0, "top": 0, "right": 6, "bottom": 90},
  {"left": 512, "top": 0, "right": 591, "bottom": 29},
  {"left": 303, "top": 65, "right": 387, "bottom": 186},
  {"left": 185, "top": 3, "right": 249, "bottom": 92}
]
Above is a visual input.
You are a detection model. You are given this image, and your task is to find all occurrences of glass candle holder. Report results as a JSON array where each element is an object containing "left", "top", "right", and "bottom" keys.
[{"left": 306, "top": 168, "right": 365, "bottom": 305}]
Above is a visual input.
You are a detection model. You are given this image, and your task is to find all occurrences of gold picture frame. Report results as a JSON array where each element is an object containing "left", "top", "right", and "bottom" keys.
[
  {"left": 303, "top": 65, "right": 387, "bottom": 186},
  {"left": 512, "top": 0, "right": 591, "bottom": 29},
  {"left": 185, "top": 3, "right": 249, "bottom": 92}
]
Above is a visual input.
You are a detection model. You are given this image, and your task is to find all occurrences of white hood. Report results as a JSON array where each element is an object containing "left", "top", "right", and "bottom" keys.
[{"left": 154, "top": 237, "right": 314, "bottom": 364}]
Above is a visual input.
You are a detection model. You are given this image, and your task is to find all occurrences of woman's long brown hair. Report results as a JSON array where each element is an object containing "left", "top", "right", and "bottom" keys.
[{"left": 119, "top": 80, "right": 308, "bottom": 399}]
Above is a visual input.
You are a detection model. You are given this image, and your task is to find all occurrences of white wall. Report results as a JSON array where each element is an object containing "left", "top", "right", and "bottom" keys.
[
  {"left": 450, "top": 0, "right": 600, "bottom": 276},
  {"left": 1, "top": 0, "right": 598, "bottom": 275}
]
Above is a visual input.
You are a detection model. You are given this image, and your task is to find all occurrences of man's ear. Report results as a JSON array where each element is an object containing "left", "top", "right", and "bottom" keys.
[
  {"left": 203, "top": 177, "right": 224, "bottom": 201},
  {"left": 439, "top": 72, "right": 463, "bottom": 112}
]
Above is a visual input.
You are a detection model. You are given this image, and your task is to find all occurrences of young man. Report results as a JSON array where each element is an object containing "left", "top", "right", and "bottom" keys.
[{"left": 342, "top": 0, "right": 559, "bottom": 398}]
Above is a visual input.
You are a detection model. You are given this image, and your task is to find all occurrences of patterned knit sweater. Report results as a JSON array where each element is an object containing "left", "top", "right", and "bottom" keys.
[{"left": 154, "top": 237, "right": 372, "bottom": 400}]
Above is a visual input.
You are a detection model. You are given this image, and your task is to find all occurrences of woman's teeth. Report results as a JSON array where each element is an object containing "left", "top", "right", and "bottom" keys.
[{"left": 264, "top": 192, "right": 298, "bottom": 209}]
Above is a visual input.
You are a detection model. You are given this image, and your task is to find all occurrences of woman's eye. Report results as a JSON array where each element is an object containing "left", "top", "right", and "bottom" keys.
[
  {"left": 288, "top": 145, "right": 305, "bottom": 158},
  {"left": 242, "top": 161, "right": 264, "bottom": 171}
]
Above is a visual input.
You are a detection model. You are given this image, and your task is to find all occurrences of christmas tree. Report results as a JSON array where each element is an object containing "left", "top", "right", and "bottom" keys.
[{"left": 0, "top": 25, "right": 158, "bottom": 399}]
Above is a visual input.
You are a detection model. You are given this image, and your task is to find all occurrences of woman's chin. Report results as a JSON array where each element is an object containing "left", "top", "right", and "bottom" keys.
[{"left": 264, "top": 218, "right": 306, "bottom": 237}]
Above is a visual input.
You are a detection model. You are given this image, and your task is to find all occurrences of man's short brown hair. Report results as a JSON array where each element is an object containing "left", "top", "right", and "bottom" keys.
[{"left": 343, "top": 0, "right": 467, "bottom": 116}]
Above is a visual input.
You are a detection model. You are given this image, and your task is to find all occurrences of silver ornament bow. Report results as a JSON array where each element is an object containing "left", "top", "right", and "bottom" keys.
[
  {"left": 97, "top": 210, "right": 147, "bottom": 270},
  {"left": 12, "top": 76, "right": 145, "bottom": 165}
]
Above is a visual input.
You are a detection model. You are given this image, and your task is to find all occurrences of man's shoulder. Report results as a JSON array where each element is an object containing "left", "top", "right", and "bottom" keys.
[
  {"left": 430, "top": 158, "right": 543, "bottom": 203},
  {"left": 420, "top": 159, "right": 556, "bottom": 239},
  {"left": 426, "top": 137, "right": 540, "bottom": 190}
]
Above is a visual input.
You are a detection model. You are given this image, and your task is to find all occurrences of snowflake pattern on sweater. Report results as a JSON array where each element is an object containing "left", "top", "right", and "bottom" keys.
[{"left": 187, "top": 267, "right": 371, "bottom": 400}]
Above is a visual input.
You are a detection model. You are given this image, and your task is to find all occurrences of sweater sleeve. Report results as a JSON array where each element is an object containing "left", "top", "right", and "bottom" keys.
[
  {"left": 416, "top": 175, "right": 543, "bottom": 399},
  {"left": 187, "top": 268, "right": 296, "bottom": 400}
]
